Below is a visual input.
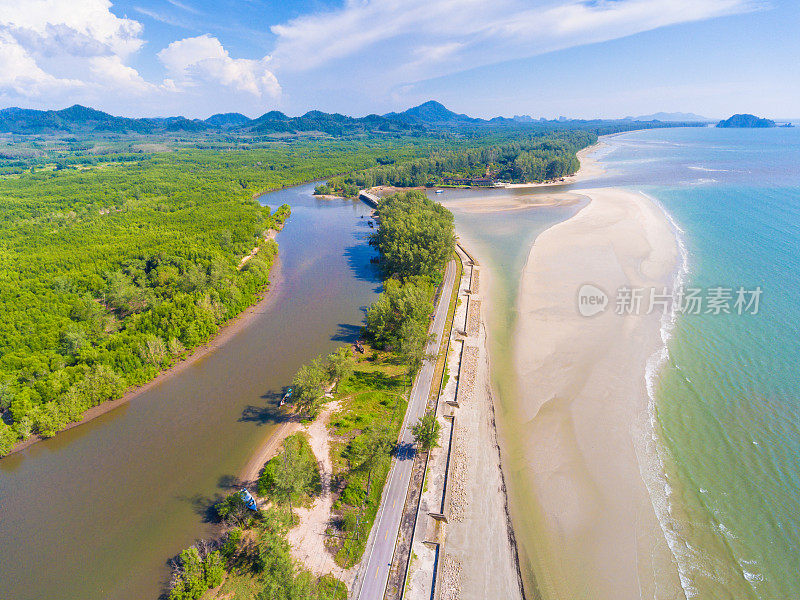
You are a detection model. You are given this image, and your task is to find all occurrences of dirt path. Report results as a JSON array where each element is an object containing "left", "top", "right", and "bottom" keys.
[
  {"left": 286, "top": 401, "right": 356, "bottom": 583},
  {"left": 238, "top": 229, "right": 277, "bottom": 270}
]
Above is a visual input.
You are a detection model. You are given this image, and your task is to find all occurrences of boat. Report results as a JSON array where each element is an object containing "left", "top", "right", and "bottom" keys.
[
  {"left": 240, "top": 488, "right": 257, "bottom": 511},
  {"left": 280, "top": 387, "right": 293, "bottom": 406},
  {"left": 435, "top": 189, "right": 443, "bottom": 194}
]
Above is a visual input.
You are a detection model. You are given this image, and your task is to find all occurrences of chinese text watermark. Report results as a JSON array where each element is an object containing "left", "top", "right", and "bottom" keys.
[{"left": 577, "top": 285, "right": 762, "bottom": 317}]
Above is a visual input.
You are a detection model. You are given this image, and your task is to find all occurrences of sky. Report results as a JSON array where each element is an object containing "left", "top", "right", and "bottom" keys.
[{"left": 0, "top": 0, "right": 797, "bottom": 120}]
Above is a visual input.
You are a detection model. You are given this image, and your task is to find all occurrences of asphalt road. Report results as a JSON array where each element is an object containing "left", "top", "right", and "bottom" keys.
[{"left": 355, "top": 259, "right": 456, "bottom": 600}]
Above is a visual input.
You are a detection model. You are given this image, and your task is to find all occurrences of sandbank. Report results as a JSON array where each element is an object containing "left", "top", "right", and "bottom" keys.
[{"left": 506, "top": 187, "right": 685, "bottom": 599}]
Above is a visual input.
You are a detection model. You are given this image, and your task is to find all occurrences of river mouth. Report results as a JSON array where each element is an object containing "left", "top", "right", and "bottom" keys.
[{"left": 0, "top": 183, "right": 380, "bottom": 600}]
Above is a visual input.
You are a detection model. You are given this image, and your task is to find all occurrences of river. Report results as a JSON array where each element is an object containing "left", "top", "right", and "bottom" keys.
[{"left": 0, "top": 182, "right": 380, "bottom": 600}]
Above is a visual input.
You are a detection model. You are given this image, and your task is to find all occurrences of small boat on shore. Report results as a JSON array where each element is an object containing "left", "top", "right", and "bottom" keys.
[
  {"left": 435, "top": 189, "right": 444, "bottom": 194},
  {"left": 240, "top": 488, "right": 257, "bottom": 511},
  {"left": 280, "top": 387, "right": 293, "bottom": 406}
]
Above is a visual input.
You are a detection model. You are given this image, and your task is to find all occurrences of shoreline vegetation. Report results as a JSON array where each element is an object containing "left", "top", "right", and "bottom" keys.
[
  {"left": 0, "top": 139, "right": 466, "bottom": 457},
  {"left": 165, "top": 190, "right": 457, "bottom": 600},
  {"left": 7, "top": 247, "right": 287, "bottom": 457},
  {"left": 313, "top": 131, "right": 596, "bottom": 197}
]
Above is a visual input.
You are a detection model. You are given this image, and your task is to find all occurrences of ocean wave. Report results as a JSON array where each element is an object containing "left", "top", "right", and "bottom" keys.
[
  {"left": 634, "top": 197, "right": 765, "bottom": 600},
  {"left": 634, "top": 192, "right": 698, "bottom": 598}
]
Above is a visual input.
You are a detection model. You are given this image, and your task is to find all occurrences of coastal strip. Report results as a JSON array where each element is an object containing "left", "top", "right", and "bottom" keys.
[
  {"left": 507, "top": 187, "right": 685, "bottom": 599},
  {"left": 404, "top": 243, "right": 524, "bottom": 600}
]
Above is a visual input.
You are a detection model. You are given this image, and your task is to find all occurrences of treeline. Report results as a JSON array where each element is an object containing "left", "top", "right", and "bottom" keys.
[
  {"left": 316, "top": 130, "right": 596, "bottom": 194},
  {"left": 0, "top": 138, "right": 442, "bottom": 455}
]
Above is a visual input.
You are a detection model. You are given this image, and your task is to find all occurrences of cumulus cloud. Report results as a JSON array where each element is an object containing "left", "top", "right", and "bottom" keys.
[
  {"left": 0, "top": 0, "right": 280, "bottom": 112},
  {"left": 271, "top": 0, "right": 759, "bottom": 82},
  {"left": 0, "top": 0, "right": 146, "bottom": 97},
  {"left": 157, "top": 34, "right": 280, "bottom": 98}
]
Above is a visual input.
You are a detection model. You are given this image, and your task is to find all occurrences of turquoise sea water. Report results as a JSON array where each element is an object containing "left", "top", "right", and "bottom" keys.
[{"left": 595, "top": 128, "right": 800, "bottom": 599}]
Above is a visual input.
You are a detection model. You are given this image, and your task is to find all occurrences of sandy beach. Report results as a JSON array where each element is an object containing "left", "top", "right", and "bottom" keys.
[{"left": 505, "top": 187, "right": 685, "bottom": 599}]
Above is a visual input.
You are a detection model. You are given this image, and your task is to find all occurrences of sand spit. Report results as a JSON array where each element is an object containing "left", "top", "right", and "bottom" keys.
[{"left": 507, "top": 187, "right": 685, "bottom": 600}]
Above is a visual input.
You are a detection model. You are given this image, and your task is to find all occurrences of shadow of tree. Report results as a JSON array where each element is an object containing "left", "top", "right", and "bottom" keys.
[
  {"left": 393, "top": 442, "right": 417, "bottom": 461},
  {"left": 239, "top": 388, "right": 290, "bottom": 425},
  {"left": 343, "top": 241, "right": 382, "bottom": 291},
  {"left": 331, "top": 322, "right": 364, "bottom": 343},
  {"left": 177, "top": 491, "right": 226, "bottom": 523}
]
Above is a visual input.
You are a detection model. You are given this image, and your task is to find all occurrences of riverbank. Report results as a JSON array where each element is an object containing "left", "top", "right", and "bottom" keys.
[
  {"left": 7, "top": 244, "right": 285, "bottom": 458},
  {"left": 507, "top": 187, "right": 684, "bottom": 599}
]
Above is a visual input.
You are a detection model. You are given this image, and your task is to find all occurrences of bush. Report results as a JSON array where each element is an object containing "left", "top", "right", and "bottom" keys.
[{"left": 258, "top": 434, "right": 320, "bottom": 504}]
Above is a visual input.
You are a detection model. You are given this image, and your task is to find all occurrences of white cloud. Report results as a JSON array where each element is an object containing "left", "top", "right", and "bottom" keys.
[
  {"left": 0, "top": 30, "right": 82, "bottom": 94},
  {"left": 0, "top": 0, "right": 143, "bottom": 58},
  {"left": 89, "top": 55, "right": 153, "bottom": 92},
  {"left": 157, "top": 34, "right": 280, "bottom": 98},
  {"left": 270, "top": 0, "right": 759, "bottom": 82},
  {"left": 0, "top": 0, "right": 146, "bottom": 98}
]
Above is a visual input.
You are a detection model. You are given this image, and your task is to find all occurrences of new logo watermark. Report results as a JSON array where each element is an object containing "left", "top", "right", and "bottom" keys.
[
  {"left": 576, "top": 285, "right": 762, "bottom": 317},
  {"left": 577, "top": 284, "right": 609, "bottom": 317}
]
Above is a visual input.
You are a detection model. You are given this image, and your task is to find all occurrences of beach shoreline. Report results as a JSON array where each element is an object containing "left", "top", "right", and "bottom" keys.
[
  {"left": 505, "top": 187, "right": 685, "bottom": 599},
  {"left": 6, "top": 252, "right": 286, "bottom": 458}
]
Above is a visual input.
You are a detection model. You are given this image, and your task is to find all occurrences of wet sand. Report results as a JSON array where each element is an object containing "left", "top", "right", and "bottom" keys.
[{"left": 507, "top": 187, "right": 685, "bottom": 599}]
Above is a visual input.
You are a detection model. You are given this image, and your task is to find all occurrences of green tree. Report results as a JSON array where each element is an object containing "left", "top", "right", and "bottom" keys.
[
  {"left": 346, "top": 424, "right": 394, "bottom": 471},
  {"left": 327, "top": 346, "right": 354, "bottom": 390},
  {"left": 412, "top": 413, "right": 441, "bottom": 452},
  {"left": 215, "top": 492, "right": 251, "bottom": 526},
  {"left": 291, "top": 356, "right": 328, "bottom": 417},
  {"left": 258, "top": 434, "right": 320, "bottom": 505},
  {"left": 366, "top": 279, "right": 433, "bottom": 350},
  {"left": 203, "top": 550, "right": 225, "bottom": 589},
  {"left": 399, "top": 319, "right": 432, "bottom": 377},
  {"left": 169, "top": 547, "right": 207, "bottom": 600},
  {"left": 371, "top": 190, "right": 454, "bottom": 281}
]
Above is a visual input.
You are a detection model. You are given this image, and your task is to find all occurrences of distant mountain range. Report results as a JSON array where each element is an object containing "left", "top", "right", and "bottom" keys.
[
  {"left": 627, "top": 111, "right": 710, "bottom": 122},
  {"left": 0, "top": 100, "right": 709, "bottom": 136}
]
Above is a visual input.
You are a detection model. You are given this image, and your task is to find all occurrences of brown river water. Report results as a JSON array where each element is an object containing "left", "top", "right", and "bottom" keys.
[{"left": 0, "top": 183, "right": 380, "bottom": 600}]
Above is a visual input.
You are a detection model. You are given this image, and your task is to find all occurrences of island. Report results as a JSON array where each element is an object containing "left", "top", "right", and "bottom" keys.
[{"left": 717, "top": 113, "right": 776, "bottom": 128}]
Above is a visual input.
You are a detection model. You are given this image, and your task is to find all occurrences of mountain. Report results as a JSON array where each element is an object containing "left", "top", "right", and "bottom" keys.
[
  {"left": 244, "top": 109, "right": 413, "bottom": 135},
  {"left": 0, "top": 104, "right": 210, "bottom": 134},
  {"left": 204, "top": 112, "right": 251, "bottom": 128},
  {"left": 717, "top": 114, "right": 776, "bottom": 128},
  {"left": 631, "top": 111, "right": 709, "bottom": 122},
  {"left": 384, "top": 100, "right": 478, "bottom": 125},
  {"left": 0, "top": 100, "right": 711, "bottom": 138}
]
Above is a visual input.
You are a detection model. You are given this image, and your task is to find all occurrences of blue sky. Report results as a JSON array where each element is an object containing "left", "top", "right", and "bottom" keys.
[{"left": 0, "top": 0, "right": 796, "bottom": 119}]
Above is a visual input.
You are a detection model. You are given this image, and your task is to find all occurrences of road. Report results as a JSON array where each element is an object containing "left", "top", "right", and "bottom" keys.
[{"left": 355, "top": 259, "right": 456, "bottom": 600}]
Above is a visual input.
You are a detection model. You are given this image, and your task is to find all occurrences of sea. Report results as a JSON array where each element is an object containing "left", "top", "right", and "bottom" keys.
[
  {"left": 434, "top": 125, "right": 800, "bottom": 599},
  {"left": 595, "top": 127, "right": 800, "bottom": 599}
]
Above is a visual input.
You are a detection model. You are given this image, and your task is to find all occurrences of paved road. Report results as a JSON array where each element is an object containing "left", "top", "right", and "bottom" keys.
[{"left": 355, "top": 259, "right": 457, "bottom": 600}]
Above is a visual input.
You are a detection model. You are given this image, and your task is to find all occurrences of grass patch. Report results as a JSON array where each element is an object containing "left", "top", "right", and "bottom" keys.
[{"left": 324, "top": 348, "right": 410, "bottom": 567}]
